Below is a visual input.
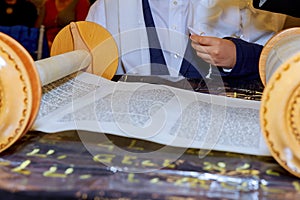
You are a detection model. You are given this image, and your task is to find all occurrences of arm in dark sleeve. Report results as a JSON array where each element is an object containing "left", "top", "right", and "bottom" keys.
[
  {"left": 218, "top": 37, "right": 263, "bottom": 80},
  {"left": 253, "top": 0, "right": 300, "bottom": 18}
]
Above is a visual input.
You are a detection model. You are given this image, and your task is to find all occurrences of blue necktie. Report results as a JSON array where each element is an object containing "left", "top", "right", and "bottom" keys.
[{"left": 142, "top": 0, "right": 169, "bottom": 75}]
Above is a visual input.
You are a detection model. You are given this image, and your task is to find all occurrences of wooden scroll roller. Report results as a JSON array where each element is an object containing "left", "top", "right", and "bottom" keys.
[
  {"left": 259, "top": 27, "right": 300, "bottom": 178},
  {"left": 0, "top": 21, "right": 118, "bottom": 152}
]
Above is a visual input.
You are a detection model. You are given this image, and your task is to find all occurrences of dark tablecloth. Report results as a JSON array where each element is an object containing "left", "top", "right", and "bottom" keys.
[{"left": 1, "top": 130, "right": 300, "bottom": 200}]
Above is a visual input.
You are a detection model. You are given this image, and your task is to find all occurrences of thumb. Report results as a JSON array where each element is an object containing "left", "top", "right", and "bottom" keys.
[{"left": 190, "top": 35, "right": 211, "bottom": 46}]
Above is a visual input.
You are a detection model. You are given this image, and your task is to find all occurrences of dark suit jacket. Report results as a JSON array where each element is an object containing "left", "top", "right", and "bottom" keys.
[{"left": 253, "top": 0, "right": 300, "bottom": 18}]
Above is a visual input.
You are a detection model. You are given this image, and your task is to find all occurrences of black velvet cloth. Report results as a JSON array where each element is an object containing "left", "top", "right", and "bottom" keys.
[{"left": 253, "top": 0, "right": 300, "bottom": 18}]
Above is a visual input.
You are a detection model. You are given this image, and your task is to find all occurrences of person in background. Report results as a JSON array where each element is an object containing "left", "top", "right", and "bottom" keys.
[
  {"left": 86, "top": 0, "right": 286, "bottom": 81},
  {"left": 38, "top": 0, "right": 90, "bottom": 49},
  {"left": 0, "top": 0, "right": 38, "bottom": 27}
]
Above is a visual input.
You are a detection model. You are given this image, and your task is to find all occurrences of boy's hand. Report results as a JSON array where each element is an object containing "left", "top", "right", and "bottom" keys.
[{"left": 190, "top": 34, "right": 236, "bottom": 69}]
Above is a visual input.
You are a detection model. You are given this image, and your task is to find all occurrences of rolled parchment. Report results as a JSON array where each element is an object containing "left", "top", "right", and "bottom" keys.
[
  {"left": 35, "top": 49, "right": 91, "bottom": 86},
  {"left": 259, "top": 27, "right": 300, "bottom": 85}
]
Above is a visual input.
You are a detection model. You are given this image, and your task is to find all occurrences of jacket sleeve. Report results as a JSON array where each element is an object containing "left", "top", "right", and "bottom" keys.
[
  {"left": 253, "top": 0, "right": 300, "bottom": 18},
  {"left": 218, "top": 37, "right": 263, "bottom": 80}
]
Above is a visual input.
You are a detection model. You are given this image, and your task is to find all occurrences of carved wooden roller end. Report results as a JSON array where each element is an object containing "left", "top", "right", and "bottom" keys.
[
  {"left": 0, "top": 32, "right": 41, "bottom": 152},
  {"left": 260, "top": 27, "right": 300, "bottom": 178}
]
